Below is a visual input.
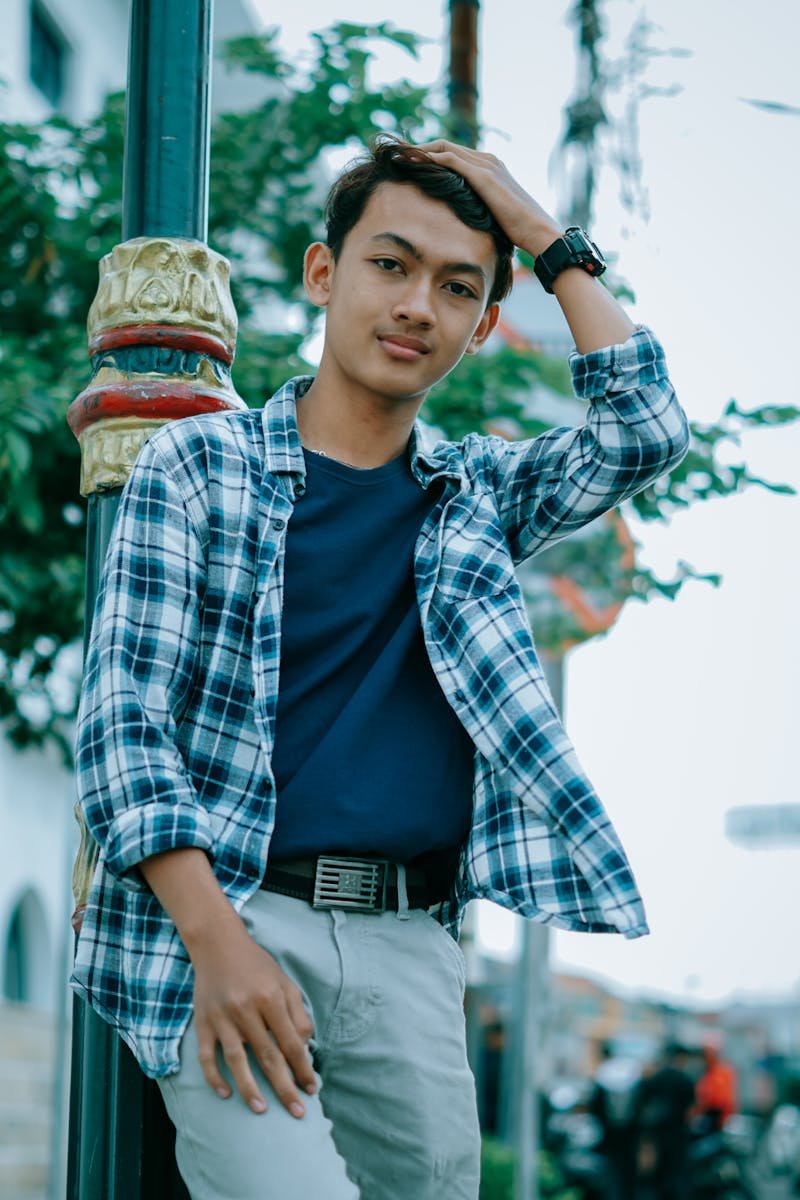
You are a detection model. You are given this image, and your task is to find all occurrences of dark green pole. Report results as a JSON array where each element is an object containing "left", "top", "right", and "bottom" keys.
[
  {"left": 122, "top": 0, "right": 212, "bottom": 240},
  {"left": 67, "top": 3, "right": 214, "bottom": 1197}
]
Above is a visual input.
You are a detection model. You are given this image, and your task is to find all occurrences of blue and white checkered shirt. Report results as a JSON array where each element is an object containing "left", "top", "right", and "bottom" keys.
[{"left": 71, "top": 326, "right": 689, "bottom": 1077}]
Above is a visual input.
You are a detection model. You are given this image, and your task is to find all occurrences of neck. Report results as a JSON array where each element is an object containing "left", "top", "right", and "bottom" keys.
[{"left": 296, "top": 355, "right": 422, "bottom": 469}]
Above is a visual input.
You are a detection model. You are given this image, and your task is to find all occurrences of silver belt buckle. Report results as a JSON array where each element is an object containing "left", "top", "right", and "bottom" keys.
[{"left": 312, "top": 856, "right": 389, "bottom": 912}]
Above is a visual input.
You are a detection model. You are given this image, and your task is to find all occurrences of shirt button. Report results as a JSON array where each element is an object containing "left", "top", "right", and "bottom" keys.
[
  {"left": 272, "top": 518, "right": 286, "bottom": 530},
  {"left": 295, "top": 484, "right": 306, "bottom": 498},
  {"left": 454, "top": 689, "right": 466, "bottom": 704}
]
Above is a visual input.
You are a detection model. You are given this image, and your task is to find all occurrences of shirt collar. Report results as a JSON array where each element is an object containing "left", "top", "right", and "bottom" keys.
[
  {"left": 261, "top": 376, "right": 311, "bottom": 482},
  {"left": 261, "top": 376, "right": 464, "bottom": 491},
  {"left": 407, "top": 421, "right": 463, "bottom": 488}
]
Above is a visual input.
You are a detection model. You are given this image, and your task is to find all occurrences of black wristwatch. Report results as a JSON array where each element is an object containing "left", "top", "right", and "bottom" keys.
[{"left": 533, "top": 226, "right": 607, "bottom": 293}]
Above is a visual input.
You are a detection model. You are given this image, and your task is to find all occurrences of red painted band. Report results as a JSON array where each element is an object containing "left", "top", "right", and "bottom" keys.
[
  {"left": 67, "top": 380, "right": 246, "bottom": 436},
  {"left": 89, "top": 325, "right": 234, "bottom": 364}
]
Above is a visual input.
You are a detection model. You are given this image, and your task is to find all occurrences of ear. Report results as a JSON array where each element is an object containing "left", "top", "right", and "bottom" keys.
[
  {"left": 303, "top": 242, "right": 335, "bottom": 308},
  {"left": 465, "top": 302, "right": 501, "bottom": 355}
]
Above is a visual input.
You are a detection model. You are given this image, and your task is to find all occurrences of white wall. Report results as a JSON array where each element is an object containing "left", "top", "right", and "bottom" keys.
[
  {"left": 0, "top": 0, "right": 267, "bottom": 123},
  {"left": 0, "top": 738, "right": 75, "bottom": 1011},
  {"left": 0, "top": 0, "right": 130, "bottom": 122}
]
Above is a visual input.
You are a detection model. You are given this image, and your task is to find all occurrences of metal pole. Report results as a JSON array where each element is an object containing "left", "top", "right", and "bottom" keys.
[
  {"left": 448, "top": 0, "right": 480, "bottom": 148},
  {"left": 513, "top": 654, "right": 561, "bottom": 1200},
  {"left": 47, "top": 784, "right": 78, "bottom": 1200},
  {"left": 515, "top": 922, "right": 550, "bottom": 1200},
  {"left": 66, "top": 3, "right": 228, "bottom": 1197},
  {"left": 122, "top": 0, "right": 213, "bottom": 240},
  {"left": 445, "top": 0, "right": 486, "bottom": 1145}
]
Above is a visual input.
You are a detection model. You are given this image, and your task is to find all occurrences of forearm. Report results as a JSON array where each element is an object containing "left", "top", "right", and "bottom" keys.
[
  {"left": 491, "top": 327, "right": 689, "bottom": 562},
  {"left": 140, "top": 847, "right": 244, "bottom": 959},
  {"left": 521, "top": 220, "right": 636, "bottom": 355}
]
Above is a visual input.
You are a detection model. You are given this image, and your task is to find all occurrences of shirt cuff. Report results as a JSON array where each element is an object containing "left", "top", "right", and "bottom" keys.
[
  {"left": 569, "top": 325, "right": 668, "bottom": 400},
  {"left": 105, "top": 801, "right": 215, "bottom": 892}
]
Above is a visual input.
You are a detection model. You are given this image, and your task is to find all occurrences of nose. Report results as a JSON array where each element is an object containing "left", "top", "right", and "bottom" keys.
[{"left": 391, "top": 277, "right": 435, "bottom": 328}]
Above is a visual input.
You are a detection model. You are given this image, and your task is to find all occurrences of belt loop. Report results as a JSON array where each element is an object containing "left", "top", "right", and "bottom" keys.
[{"left": 395, "top": 863, "right": 411, "bottom": 920}]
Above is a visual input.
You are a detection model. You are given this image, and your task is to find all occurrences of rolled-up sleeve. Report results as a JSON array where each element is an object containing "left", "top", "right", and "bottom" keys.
[
  {"left": 487, "top": 326, "right": 690, "bottom": 563},
  {"left": 75, "top": 437, "right": 213, "bottom": 890}
]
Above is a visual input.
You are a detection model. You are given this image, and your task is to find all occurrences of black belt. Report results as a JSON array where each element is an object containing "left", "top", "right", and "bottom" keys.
[{"left": 260, "top": 854, "right": 446, "bottom": 914}]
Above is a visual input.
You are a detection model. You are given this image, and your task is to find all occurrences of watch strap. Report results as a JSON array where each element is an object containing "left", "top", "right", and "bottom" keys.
[{"left": 533, "top": 226, "right": 606, "bottom": 293}]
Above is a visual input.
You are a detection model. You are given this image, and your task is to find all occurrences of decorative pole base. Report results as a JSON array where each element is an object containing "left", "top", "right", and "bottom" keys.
[{"left": 68, "top": 236, "right": 246, "bottom": 497}]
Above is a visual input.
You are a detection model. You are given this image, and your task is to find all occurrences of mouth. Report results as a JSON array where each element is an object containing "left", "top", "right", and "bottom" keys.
[{"left": 377, "top": 334, "right": 431, "bottom": 361}]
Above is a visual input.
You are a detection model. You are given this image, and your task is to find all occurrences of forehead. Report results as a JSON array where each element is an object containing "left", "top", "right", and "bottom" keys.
[{"left": 348, "top": 181, "right": 497, "bottom": 271}]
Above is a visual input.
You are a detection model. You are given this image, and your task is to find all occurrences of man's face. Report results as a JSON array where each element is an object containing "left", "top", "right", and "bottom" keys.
[{"left": 304, "top": 182, "right": 501, "bottom": 405}]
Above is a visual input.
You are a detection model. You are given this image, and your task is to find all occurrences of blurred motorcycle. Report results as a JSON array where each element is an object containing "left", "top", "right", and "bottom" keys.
[
  {"left": 686, "top": 1125, "right": 757, "bottom": 1199},
  {"left": 546, "top": 1082, "right": 758, "bottom": 1199},
  {"left": 545, "top": 1083, "right": 613, "bottom": 1199}
]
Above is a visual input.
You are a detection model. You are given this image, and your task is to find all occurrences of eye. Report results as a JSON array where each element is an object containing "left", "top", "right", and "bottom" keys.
[
  {"left": 445, "top": 280, "right": 479, "bottom": 300},
  {"left": 372, "top": 257, "right": 403, "bottom": 272}
]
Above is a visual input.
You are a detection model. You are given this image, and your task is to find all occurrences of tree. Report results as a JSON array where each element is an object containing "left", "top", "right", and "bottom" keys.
[{"left": 0, "top": 20, "right": 796, "bottom": 761}]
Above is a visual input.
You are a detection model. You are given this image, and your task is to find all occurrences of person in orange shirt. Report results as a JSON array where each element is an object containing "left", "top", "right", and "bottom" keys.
[{"left": 695, "top": 1044, "right": 738, "bottom": 1133}]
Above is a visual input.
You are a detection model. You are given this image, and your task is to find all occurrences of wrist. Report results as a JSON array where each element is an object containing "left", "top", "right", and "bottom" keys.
[
  {"left": 182, "top": 901, "right": 247, "bottom": 962},
  {"left": 139, "top": 847, "right": 247, "bottom": 960},
  {"left": 520, "top": 221, "right": 564, "bottom": 259},
  {"left": 533, "top": 226, "right": 607, "bottom": 295}
]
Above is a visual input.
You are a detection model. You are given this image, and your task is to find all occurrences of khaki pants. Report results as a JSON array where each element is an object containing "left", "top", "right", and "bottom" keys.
[{"left": 157, "top": 887, "right": 480, "bottom": 1199}]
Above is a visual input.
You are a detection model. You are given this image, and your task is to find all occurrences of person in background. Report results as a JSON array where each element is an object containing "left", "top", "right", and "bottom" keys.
[
  {"left": 635, "top": 1043, "right": 696, "bottom": 1200},
  {"left": 694, "top": 1042, "right": 738, "bottom": 1134},
  {"left": 480, "top": 1019, "right": 506, "bottom": 1137},
  {"left": 588, "top": 1040, "right": 640, "bottom": 1200}
]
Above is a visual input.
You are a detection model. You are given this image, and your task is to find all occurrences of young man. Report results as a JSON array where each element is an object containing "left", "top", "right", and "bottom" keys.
[{"left": 71, "top": 137, "right": 689, "bottom": 1199}]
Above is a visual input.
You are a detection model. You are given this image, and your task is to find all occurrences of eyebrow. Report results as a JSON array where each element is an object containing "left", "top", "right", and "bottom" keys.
[{"left": 369, "top": 232, "right": 488, "bottom": 285}]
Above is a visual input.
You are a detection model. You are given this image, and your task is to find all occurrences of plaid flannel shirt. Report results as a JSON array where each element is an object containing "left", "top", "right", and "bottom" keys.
[{"left": 71, "top": 326, "right": 689, "bottom": 1077}]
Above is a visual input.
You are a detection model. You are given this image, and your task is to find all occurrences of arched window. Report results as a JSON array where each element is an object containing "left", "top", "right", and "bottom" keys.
[
  {"left": 2, "top": 888, "right": 51, "bottom": 1007},
  {"left": 3, "top": 903, "right": 26, "bottom": 1001}
]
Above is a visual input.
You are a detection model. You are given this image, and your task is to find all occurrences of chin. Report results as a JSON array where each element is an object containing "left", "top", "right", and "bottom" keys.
[{"left": 356, "top": 363, "right": 437, "bottom": 403}]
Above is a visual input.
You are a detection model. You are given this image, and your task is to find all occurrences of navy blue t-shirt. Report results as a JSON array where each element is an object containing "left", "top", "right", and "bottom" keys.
[{"left": 268, "top": 447, "right": 475, "bottom": 862}]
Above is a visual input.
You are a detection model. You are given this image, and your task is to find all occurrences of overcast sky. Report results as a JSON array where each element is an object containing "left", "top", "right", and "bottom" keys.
[{"left": 252, "top": 0, "right": 800, "bottom": 1006}]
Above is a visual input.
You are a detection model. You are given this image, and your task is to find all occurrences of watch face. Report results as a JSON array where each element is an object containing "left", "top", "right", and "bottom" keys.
[{"left": 565, "top": 227, "right": 606, "bottom": 269}]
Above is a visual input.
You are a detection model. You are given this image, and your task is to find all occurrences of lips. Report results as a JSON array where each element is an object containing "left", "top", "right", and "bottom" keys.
[{"left": 377, "top": 333, "right": 431, "bottom": 359}]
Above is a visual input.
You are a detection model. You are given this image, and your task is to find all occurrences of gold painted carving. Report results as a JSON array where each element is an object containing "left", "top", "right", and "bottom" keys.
[
  {"left": 88, "top": 236, "right": 238, "bottom": 352},
  {"left": 75, "top": 235, "right": 246, "bottom": 495},
  {"left": 77, "top": 416, "right": 169, "bottom": 496},
  {"left": 72, "top": 807, "right": 99, "bottom": 920}
]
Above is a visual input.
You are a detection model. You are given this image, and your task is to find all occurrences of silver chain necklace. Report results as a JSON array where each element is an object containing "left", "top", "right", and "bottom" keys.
[{"left": 304, "top": 446, "right": 374, "bottom": 471}]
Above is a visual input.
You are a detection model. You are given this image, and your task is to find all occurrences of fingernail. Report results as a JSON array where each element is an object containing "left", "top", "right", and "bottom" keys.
[
  {"left": 290, "top": 1101, "right": 305, "bottom": 1118},
  {"left": 305, "top": 1082, "right": 317, "bottom": 1095},
  {"left": 216, "top": 1087, "right": 230, "bottom": 1099},
  {"left": 250, "top": 1097, "right": 267, "bottom": 1114}
]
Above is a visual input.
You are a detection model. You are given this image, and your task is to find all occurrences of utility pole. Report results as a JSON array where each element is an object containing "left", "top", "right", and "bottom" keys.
[
  {"left": 446, "top": 0, "right": 490, "bottom": 1134},
  {"left": 448, "top": 0, "right": 480, "bottom": 147},
  {"left": 447, "top": 14, "right": 549, "bottom": 1194},
  {"left": 512, "top": 658, "right": 561, "bottom": 1200},
  {"left": 66, "top": 2, "right": 244, "bottom": 1196}
]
